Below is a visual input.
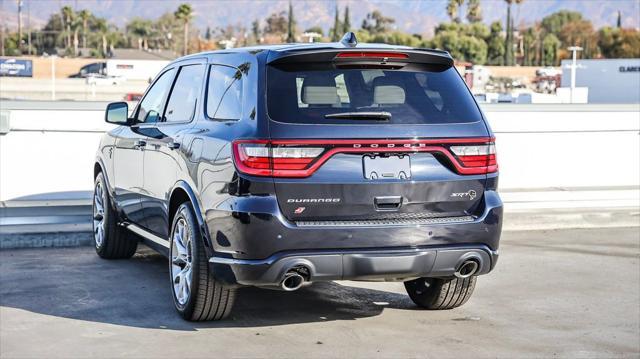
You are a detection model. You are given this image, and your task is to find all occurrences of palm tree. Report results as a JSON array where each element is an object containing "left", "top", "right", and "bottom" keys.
[
  {"left": 174, "top": 3, "right": 193, "bottom": 56},
  {"left": 504, "top": 0, "right": 522, "bottom": 65},
  {"left": 446, "top": 0, "right": 464, "bottom": 23},
  {"left": 94, "top": 18, "right": 109, "bottom": 56},
  {"left": 78, "top": 10, "right": 91, "bottom": 49},
  {"left": 127, "top": 18, "right": 153, "bottom": 50},
  {"left": 466, "top": 0, "right": 482, "bottom": 23},
  {"left": 61, "top": 6, "right": 74, "bottom": 51}
]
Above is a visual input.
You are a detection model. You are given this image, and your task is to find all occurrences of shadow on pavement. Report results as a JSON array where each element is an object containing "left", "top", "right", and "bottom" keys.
[{"left": 0, "top": 246, "right": 417, "bottom": 330}]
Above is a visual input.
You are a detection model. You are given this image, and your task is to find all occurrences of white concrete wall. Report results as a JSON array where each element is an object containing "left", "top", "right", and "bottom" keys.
[{"left": 1, "top": 101, "right": 639, "bottom": 202}]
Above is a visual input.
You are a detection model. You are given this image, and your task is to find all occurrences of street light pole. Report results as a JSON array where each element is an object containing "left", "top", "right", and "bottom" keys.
[{"left": 567, "top": 46, "right": 583, "bottom": 104}]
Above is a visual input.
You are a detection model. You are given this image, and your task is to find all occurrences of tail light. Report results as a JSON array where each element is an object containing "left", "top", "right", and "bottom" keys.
[
  {"left": 233, "top": 140, "right": 325, "bottom": 177},
  {"left": 335, "top": 52, "right": 409, "bottom": 59},
  {"left": 233, "top": 139, "right": 497, "bottom": 178},
  {"left": 449, "top": 144, "right": 498, "bottom": 172}
]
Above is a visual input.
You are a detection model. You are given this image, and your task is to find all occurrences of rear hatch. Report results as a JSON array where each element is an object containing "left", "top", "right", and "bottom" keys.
[{"left": 235, "top": 48, "right": 496, "bottom": 223}]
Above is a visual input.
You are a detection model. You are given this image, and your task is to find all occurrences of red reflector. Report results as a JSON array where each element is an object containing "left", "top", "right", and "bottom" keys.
[{"left": 336, "top": 52, "right": 409, "bottom": 59}]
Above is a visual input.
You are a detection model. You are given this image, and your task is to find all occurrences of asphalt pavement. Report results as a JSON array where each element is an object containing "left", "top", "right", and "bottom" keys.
[{"left": 1, "top": 227, "right": 639, "bottom": 358}]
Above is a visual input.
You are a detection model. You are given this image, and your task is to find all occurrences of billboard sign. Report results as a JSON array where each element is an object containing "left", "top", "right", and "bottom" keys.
[{"left": 0, "top": 58, "right": 33, "bottom": 77}]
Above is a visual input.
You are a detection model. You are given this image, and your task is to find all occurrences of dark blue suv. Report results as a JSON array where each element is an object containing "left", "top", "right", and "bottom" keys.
[{"left": 94, "top": 34, "right": 502, "bottom": 321}]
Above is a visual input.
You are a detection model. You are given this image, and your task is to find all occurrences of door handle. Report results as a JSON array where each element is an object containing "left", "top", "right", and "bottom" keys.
[
  {"left": 166, "top": 142, "right": 180, "bottom": 150},
  {"left": 134, "top": 139, "right": 147, "bottom": 149}
]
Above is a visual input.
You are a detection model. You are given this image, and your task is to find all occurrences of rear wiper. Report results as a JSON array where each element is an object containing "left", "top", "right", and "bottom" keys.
[{"left": 324, "top": 111, "right": 391, "bottom": 121}]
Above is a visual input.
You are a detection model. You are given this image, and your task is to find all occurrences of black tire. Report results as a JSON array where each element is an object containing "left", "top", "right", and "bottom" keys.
[
  {"left": 93, "top": 172, "right": 137, "bottom": 259},
  {"left": 169, "top": 202, "right": 236, "bottom": 321},
  {"left": 404, "top": 276, "right": 476, "bottom": 310}
]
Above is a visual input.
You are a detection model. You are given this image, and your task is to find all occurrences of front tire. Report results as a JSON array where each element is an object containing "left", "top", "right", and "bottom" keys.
[
  {"left": 404, "top": 276, "right": 477, "bottom": 310},
  {"left": 169, "top": 202, "right": 236, "bottom": 321},
  {"left": 93, "top": 172, "right": 137, "bottom": 259}
]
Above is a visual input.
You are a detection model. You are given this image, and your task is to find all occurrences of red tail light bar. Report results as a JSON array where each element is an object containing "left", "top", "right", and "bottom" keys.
[
  {"left": 232, "top": 138, "right": 498, "bottom": 178},
  {"left": 335, "top": 52, "right": 409, "bottom": 59}
]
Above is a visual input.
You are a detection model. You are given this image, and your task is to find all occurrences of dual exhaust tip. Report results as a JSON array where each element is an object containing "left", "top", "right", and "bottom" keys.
[
  {"left": 280, "top": 259, "right": 479, "bottom": 289},
  {"left": 454, "top": 259, "right": 480, "bottom": 279},
  {"left": 280, "top": 266, "right": 310, "bottom": 291}
]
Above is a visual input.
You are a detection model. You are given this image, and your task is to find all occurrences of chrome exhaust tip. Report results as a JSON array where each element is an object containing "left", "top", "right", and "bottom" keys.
[
  {"left": 454, "top": 260, "right": 479, "bottom": 279},
  {"left": 280, "top": 271, "right": 305, "bottom": 291}
]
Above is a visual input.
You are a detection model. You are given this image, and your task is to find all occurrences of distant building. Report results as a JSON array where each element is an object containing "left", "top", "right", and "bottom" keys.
[{"left": 561, "top": 58, "right": 640, "bottom": 104}]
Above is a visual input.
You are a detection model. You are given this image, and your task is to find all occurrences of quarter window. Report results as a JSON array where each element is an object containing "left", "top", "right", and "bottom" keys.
[
  {"left": 164, "top": 64, "right": 205, "bottom": 123},
  {"left": 136, "top": 68, "right": 176, "bottom": 123},
  {"left": 206, "top": 65, "right": 243, "bottom": 120}
]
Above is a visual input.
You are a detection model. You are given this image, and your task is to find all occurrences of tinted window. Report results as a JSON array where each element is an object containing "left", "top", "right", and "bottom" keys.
[
  {"left": 267, "top": 65, "right": 481, "bottom": 124},
  {"left": 164, "top": 64, "right": 204, "bottom": 122},
  {"left": 136, "top": 68, "right": 175, "bottom": 123},
  {"left": 206, "top": 65, "right": 243, "bottom": 120}
]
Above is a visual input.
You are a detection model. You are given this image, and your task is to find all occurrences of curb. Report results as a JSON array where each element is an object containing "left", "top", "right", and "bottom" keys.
[{"left": 1, "top": 208, "right": 638, "bottom": 250}]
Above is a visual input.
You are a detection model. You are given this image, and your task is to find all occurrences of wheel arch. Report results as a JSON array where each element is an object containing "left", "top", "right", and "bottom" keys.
[{"left": 168, "top": 181, "right": 213, "bottom": 252}]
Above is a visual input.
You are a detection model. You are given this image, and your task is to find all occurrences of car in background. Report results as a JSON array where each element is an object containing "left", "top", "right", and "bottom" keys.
[{"left": 85, "top": 74, "right": 124, "bottom": 85}]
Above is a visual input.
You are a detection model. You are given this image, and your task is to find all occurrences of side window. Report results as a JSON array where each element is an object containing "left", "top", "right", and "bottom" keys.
[
  {"left": 206, "top": 65, "right": 243, "bottom": 120},
  {"left": 136, "top": 68, "right": 176, "bottom": 123},
  {"left": 164, "top": 64, "right": 204, "bottom": 122}
]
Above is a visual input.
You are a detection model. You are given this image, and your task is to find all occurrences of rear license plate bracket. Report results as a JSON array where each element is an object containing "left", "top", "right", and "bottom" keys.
[{"left": 363, "top": 155, "right": 411, "bottom": 180}]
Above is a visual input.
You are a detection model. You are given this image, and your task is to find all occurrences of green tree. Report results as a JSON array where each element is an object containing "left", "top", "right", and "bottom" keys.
[
  {"left": 361, "top": 10, "right": 395, "bottom": 35},
  {"left": 286, "top": 2, "right": 296, "bottom": 42},
  {"left": 542, "top": 33, "right": 560, "bottom": 65},
  {"left": 430, "top": 23, "right": 489, "bottom": 64},
  {"left": 127, "top": 18, "right": 153, "bottom": 50},
  {"left": 61, "top": 6, "right": 74, "bottom": 52},
  {"left": 251, "top": 19, "right": 261, "bottom": 43},
  {"left": 616, "top": 11, "right": 622, "bottom": 28},
  {"left": 487, "top": 21, "right": 505, "bottom": 65},
  {"left": 342, "top": 6, "right": 351, "bottom": 34},
  {"left": 559, "top": 19, "right": 597, "bottom": 58},
  {"left": 330, "top": 6, "right": 341, "bottom": 41},
  {"left": 78, "top": 9, "right": 91, "bottom": 49},
  {"left": 264, "top": 12, "right": 287, "bottom": 37},
  {"left": 598, "top": 27, "right": 640, "bottom": 58},
  {"left": 503, "top": 0, "right": 523, "bottom": 65},
  {"left": 466, "top": 0, "right": 482, "bottom": 23},
  {"left": 541, "top": 10, "right": 582, "bottom": 35},
  {"left": 446, "top": 0, "right": 464, "bottom": 23},
  {"left": 174, "top": 3, "right": 193, "bottom": 55}
]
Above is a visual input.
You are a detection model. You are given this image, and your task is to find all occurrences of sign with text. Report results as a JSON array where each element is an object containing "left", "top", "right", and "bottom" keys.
[{"left": 0, "top": 58, "right": 33, "bottom": 77}]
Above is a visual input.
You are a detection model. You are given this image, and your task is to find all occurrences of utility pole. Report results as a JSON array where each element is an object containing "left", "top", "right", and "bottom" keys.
[
  {"left": 1, "top": 27, "right": 5, "bottom": 57},
  {"left": 27, "top": 0, "right": 31, "bottom": 55},
  {"left": 567, "top": 46, "right": 583, "bottom": 104},
  {"left": 17, "top": 0, "right": 23, "bottom": 54}
]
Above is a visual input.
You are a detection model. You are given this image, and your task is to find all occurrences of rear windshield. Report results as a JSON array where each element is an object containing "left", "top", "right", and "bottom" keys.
[{"left": 267, "top": 64, "right": 482, "bottom": 125}]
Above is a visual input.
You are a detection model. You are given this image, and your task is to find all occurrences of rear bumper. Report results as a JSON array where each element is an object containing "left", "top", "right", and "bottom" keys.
[
  {"left": 210, "top": 245, "right": 498, "bottom": 286},
  {"left": 206, "top": 190, "right": 502, "bottom": 286}
]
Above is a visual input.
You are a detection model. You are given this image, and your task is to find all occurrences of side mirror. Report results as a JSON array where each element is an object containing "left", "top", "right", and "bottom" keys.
[{"left": 105, "top": 102, "right": 131, "bottom": 125}]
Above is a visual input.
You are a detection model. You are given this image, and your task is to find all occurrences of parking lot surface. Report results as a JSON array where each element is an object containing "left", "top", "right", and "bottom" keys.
[{"left": 1, "top": 227, "right": 639, "bottom": 358}]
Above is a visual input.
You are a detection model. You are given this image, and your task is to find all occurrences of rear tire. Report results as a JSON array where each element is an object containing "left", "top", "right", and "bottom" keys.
[
  {"left": 404, "top": 276, "right": 476, "bottom": 310},
  {"left": 93, "top": 172, "right": 137, "bottom": 259},
  {"left": 169, "top": 202, "right": 236, "bottom": 321}
]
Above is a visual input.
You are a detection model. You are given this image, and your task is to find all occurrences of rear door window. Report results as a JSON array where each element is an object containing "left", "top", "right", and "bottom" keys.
[{"left": 267, "top": 65, "right": 481, "bottom": 125}]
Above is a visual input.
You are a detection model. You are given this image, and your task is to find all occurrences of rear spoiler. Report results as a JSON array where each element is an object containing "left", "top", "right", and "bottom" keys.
[{"left": 267, "top": 48, "right": 454, "bottom": 67}]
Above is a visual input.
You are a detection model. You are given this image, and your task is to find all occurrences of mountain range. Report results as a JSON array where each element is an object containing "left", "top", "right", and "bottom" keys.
[{"left": 1, "top": 0, "right": 638, "bottom": 37}]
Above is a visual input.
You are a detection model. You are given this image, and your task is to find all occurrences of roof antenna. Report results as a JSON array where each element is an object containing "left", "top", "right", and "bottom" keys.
[{"left": 340, "top": 32, "right": 358, "bottom": 48}]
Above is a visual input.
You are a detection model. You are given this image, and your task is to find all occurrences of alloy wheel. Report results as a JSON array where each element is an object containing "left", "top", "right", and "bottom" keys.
[
  {"left": 171, "top": 218, "right": 193, "bottom": 306},
  {"left": 93, "top": 181, "right": 106, "bottom": 248}
]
